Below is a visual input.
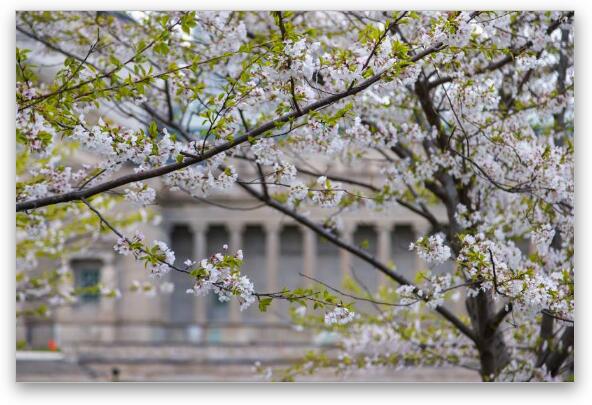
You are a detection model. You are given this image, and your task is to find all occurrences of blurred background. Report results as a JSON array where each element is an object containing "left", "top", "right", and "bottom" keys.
[{"left": 15, "top": 12, "right": 480, "bottom": 382}]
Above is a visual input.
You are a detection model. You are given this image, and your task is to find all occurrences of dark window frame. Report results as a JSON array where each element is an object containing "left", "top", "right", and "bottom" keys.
[{"left": 71, "top": 259, "right": 103, "bottom": 305}]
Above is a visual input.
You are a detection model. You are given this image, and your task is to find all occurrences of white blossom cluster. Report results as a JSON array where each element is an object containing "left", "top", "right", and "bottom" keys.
[
  {"left": 165, "top": 162, "right": 238, "bottom": 197},
  {"left": 124, "top": 182, "right": 157, "bottom": 206},
  {"left": 324, "top": 306, "right": 355, "bottom": 326},
  {"left": 457, "top": 233, "right": 573, "bottom": 320},
  {"left": 287, "top": 181, "right": 309, "bottom": 208},
  {"left": 21, "top": 165, "right": 87, "bottom": 200},
  {"left": 129, "top": 280, "right": 175, "bottom": 297},
  {"left": 409, "top": 233, "right": 451, "bottom": 266},
  {"left": 311, "top": 176, "right": 345, "bottom": 208},
  {"left": 186, "top": 248, "right": 255, "bottom": 311},
  {"left": 326, "top": 308, "right": 479, "bottom": 376},
  {"left": 251, "top": 138, "right": 283, "bottom": 166},
  {"left": 16, "top": 10, "right": 574, "bottom": 381},
  {"left": 113, "top": 231, "right": 175, "bottom": 278},
  {"left": 16, "top": 98, "right": 56, "bottom": 155},
  {"left": 532, "top": 224, "right": 556, "bottom": 256}
]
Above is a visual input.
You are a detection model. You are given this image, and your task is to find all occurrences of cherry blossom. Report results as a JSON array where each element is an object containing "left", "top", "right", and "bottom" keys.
[
  {"left": 409, "top": 233, "right": 451, "bottom": 266},
  {"left": 15, "top": 10, "right": 575, "bottom": 382}
]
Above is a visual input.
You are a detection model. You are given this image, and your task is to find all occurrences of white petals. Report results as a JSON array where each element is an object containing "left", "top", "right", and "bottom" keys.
[
  {"left": 186, "top": 247, "right": 254, "bottom": 311},
  {"left": 324, "top": 307, "right": 355, "bottom": 326},
  {"left": 410, "top": 233, "right": 451, "bottom": 265}
]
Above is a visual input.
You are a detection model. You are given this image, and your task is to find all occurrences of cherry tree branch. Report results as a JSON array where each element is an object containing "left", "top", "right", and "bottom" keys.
[
  {"left": 427, "top": 11, "right": 574, "bottom": 89},
  {"left": 299, "top": 272, "right": 419, "bottom": 308},
  {"left": 16, "top": 42, "right": 445, "bottom": 213},
  {"left": 234, "top": 153, "right": 441, "bottom": 228},
  {"left": 80, "top": 196, "right": 354, "bottom": 309},
  {"left": 234, "top": 178, "right": 477, "bottom": 342},
  {"left": 17, "top": 14, "right": 187, "bottom": 112}
]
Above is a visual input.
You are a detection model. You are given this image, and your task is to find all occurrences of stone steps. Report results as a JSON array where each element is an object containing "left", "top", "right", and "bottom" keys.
[
  {"left": 68, "top": 341, "right": 337, "bottom": 366},
  {"left": 17, "top": 346, "right": 481, "bottom": 382}
]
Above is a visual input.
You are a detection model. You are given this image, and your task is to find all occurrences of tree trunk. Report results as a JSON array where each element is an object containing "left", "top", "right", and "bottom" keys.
[{"left": 466, "top": 290, "right": 510, "bottom": 381}]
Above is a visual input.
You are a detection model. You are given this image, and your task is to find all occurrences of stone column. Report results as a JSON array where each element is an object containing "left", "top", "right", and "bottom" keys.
[
  {"left": 264, "top": 223, "right": 280, "bottom": 321},
  {"left": 339, "top": 222, "right": 355, "bottom": 277},
  {"left": 160, "top": 221, "right": 175, "bottom": 247},
  {"left": 228, "top": 223, "right": 244, "bottom": 323},
  {"left": 99, "top": 253, "right": 117, "bottom": 342},
  {"left": 189, "top": 222, "right": 207, "bottom": 324},
  {"left": 411, "top": 222, "right": 431, "bottom": 331},
  {"left": 160, "top": 222, "right": 175, "bottom": 330},
  {"left": 302, "top": 227, "right": 317, "bottom": 286},
  {"left": 377, "top": 222, "right": 392, "bottom": 284},
  {"left": 54, "top": 261, "right": 75, "bottom": 346}
]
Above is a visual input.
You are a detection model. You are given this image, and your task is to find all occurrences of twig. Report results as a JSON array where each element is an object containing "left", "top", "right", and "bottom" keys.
[{"left": 299, "top": 273, "right": 418, "bottom": 308}]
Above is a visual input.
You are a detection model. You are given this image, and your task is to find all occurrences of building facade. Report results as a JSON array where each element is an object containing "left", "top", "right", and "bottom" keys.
[{"left": 20, "top": 166, "right": 451, "bottom": 349}]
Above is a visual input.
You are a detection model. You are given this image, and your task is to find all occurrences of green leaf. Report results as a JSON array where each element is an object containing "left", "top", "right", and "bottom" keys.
[
  {"left": 258, "top": 297, "right": 273, "bottom": 312},
  {"left": 148, "top": 121, "right": 158, "bottom": 138}
]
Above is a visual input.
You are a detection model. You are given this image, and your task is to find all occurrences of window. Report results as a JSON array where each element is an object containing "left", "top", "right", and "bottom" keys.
[
  {"left": 353, "top": 225, "right": 378, "bottom": 294},
  {"left": 391, "top": 225, "right": 416, "bottom": 279},
  {"left": 71, "top": 259, "right": 102, "bottom": 304},
  {"left": 316, "top": 234, "right": 341, "bottom": 288},
  {"left": 279, "top": 225, "right": 303, "bottom": 289},
  {"left": 169, "top": 225, "right": 195, "bottom": 323},
  {"left": 242, "top": 225, "right": 267, "bottom": 322}
]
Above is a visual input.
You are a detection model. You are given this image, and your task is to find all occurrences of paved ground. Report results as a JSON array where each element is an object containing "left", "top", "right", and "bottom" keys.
[{"left": 16, "top": 345, "right": 481, "bottom": 382}]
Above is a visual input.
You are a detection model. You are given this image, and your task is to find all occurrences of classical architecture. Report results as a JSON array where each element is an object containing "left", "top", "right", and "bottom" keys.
[
  {"left": 19, "top": 160, "right": 451, "bottom": 349},
  {"left": 16, "top": 24, "right": 464, "bottom": 380},
  {"left": 16, "top": 21, "right": 451, "bottom": 351}
]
